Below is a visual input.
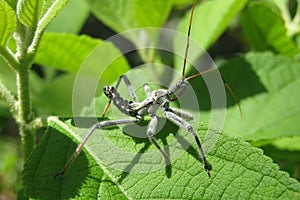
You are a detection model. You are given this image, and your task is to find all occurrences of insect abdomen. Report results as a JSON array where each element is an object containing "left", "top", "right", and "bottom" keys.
[{"left": 103, "top": 86, "right": 131, "bottom": 115}]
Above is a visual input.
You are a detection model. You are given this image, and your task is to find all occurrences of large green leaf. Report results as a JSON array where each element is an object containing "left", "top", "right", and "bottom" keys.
[
  {"left": 0, "top": 1, "right": 16, "bottom": 47},
  {"left": 23, "top": 118, "right": 124, "bottom": 199},
  {"left": 35, "top": 33, "right": 130, "bottom": 81},
  {"left": 17, "top": 0, "right": 71, "bottom": 33},
  {"left": 23, "top": 117, "right": 300, "bottom": 199},
  {"left": 35, "top": 33, "right": 101, "bottom": 72},
  {"left": 86, "top": 0, "right": 172, "bottom": 33},
  {"left": 46, "top": 0, "right": 89, "bottom": 33},
  {"left": 240, "top": 0, "right": 299, "bottom": 57},
  {"left": 205, "top": 52, "right": 300, "bottom": 141},
  {"left": 174, "top": 0, "right": 247, "bottom": 73},
  {"left": 34, "top": 33, "right": 131, "bottom": 116},
  {"left": 86, "top": 0, "right": 172, "bottom": 62},
  {"left": 31, "top": 74, "right": 74, "bottom": 116},
  {"left": 38, "top": 0, "right": 71, "bottom": 33},
  {"left": 0, "top": 57, "right": 17, "bottom": 94},
  {"left": 271, "top": 137, "right": 300, "bottom": 151}
]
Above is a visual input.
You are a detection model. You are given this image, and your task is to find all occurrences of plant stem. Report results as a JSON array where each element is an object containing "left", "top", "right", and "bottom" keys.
[
  {"left": 0, "top": 80, "right": 18, "bottom": 117},
  {"left": 17, "top": 65, "right": 35, "bottom": 159},
  {"left": 0, "top": 47, "right": 19, "bottom": 71},
  {"left": 13, "top": 22, "right": 38, "bottom": 159}
]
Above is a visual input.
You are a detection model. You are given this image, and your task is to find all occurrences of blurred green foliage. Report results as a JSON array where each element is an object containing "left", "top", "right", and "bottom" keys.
[{"left": 1, "top": 0, "right": 300, "bottom": 199}]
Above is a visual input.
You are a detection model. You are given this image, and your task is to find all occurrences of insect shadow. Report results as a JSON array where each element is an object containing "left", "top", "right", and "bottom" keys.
[
  {"left": 70, "top": 116, "right": 211, "bottom": 182},
  {"left": 118, "top": 115, "right": 210, "bottom": 182}
]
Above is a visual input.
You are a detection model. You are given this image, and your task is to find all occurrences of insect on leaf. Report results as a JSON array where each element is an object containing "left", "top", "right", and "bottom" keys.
[{"left": 23, "top": 117, "right": 300, "bottom": 199}]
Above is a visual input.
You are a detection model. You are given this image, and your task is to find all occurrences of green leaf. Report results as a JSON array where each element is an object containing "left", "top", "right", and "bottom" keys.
[
  {"left": 31, "top": 74, "right": 74, "bottom": 116},
  {"left": 35, "top": 32, "right": 131, "bottom": 82},
  {"left": 86, "top": 0, "right": 172, "bottom": 62},
  {"left": 172, "top": 0, "right": 193, "bottom": 8},
  {"left": 86, "top": 0, "right": 172, "bottom": 33},
  {"left": 261, "top": 144, "right": 300, "bottom": 181},
  {"left": 240, "top": 1, "right": 299, "bottom": 57},
  {"left": 0, "top": 57, "right": 17, "bottom": 94},
  {"left": 23, "top": 117, "right": 300, "bottom": 199},
  {"left": 23, "top": 117, "right": 125, "bottom": 199},
  {"left": 46, "top": 0, "right": 89, "bottom": 33},
  {"left": 270, "top": 136, "right": 300, "bottom": 151},
  {"left": 35, "top": 33, "right": 101, "bottom": 72},
  {"left": 174, "top": 0, "right": 247, "bottom": 72},
  {"left": 37, "top": 0, "right": 71, "bottom": 33},
  {"left": 0, "top": 1, "right": 16, "bottom": 47},
  {"left": 17, "top": 0, "right": 42, "bottom": 27},
  {"left": 5, "top": 0, "right": 18, "bottom": 9},
  {"left": 33, "top": 33, "right": 131, "bottom": 116},
  {"left": 209, "top": 52, "right": 300, "bottom": 141}
]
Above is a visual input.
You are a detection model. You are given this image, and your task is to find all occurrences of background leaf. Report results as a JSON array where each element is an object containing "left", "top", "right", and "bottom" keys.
[
  {"left": 35, "top": 33, "right": 101, "bottom": 72},
  {"left": 31, "top": 74, "right": 75, "bottom": 116},
  {"left": 86, "top": 0, "right": 172, "bottom": 33},
  {"left": 33, "top": 32, "right": 131, "bottom": 116},
  {"left": 45, "top": 0, "right": 89, "bottom": 33},
  {"left": 205, "top": 52, "right": 300, "bottom": 141},
  {"left": 174, "top": 0, "right": 247, "bottom": 73},
  {"left": 85, "top": 0, "right": 173, "bottom": 62},
  {"left": 23, "top": 117, "right": 300, "bottom": 199},
  {"left": 37, "top": 0, "right": 71, "bottom": 34},
  {"left": 240, "top": 1, "right": 299, "bottom": 57},
  {"left": 0, "top": 1, "right": 16, "bottom": 47},
  {"left": 35, "top": 33, "right": 130, "bottom": 80}
]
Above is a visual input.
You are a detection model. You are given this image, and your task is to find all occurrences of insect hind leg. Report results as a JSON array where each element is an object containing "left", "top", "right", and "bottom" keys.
[
  {"left": 163, "top": 109, "right": 211, "bottom": 177},
  {"left": 147, "top": 105, "right": 170, "bottom": 163},
  {"left": 147, "top": 114, "right": 170, "bottom": 161}
]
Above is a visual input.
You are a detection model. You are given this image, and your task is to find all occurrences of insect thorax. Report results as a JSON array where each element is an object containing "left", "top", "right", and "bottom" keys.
[{"left": 151, "top": 89, "right": 171, "bottom": 103}]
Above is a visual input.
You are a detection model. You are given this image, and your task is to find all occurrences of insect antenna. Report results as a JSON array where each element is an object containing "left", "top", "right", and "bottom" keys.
[
  {"left": 175, "top": 0, "right": 242, "bottom": 118},
  {"left": 185, "top": 70, "right": 243, "bottom": 119},
  {"left": 181, "top": 0, "right": 197, "bottom": 81}
]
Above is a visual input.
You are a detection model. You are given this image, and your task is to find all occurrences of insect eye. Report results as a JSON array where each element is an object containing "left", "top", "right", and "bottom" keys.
[
  {"left": 103, "top": 86, "right": 114, "bottom": 91},
  {"left": 103, "top": 86, "right": 114, "bottom": 97}
]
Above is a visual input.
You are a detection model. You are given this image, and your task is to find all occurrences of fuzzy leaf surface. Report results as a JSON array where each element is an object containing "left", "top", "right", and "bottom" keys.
[
  {"left": 0, "top": 1, "right": 16, "bottom": 47},
  {"left": 23, "top": 117, "right": 300, "bottom": 199}
]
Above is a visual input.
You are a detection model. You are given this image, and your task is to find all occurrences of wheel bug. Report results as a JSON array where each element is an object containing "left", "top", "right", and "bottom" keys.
[{"left": 55, "top": 0, "right": 241, "bottom": 178}]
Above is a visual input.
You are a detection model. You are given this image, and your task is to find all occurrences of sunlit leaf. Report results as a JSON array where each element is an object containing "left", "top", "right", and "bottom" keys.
[
  {"left": 209, "top": 52, "right": 300, "bottom": 141},
  {"left": 86, "top": 0, "right": 173, "bottom": 62},
  {"left": 46, "top": 0, "right": 89, "bottom": 33},
  {"left": 23, "top": 117, "right": 300, "bottom": 199},
  {"left": 16, "top": 0, "right": 42, "bottom": 27},
  {"left": 35, "top": 32, "right": 131, "bottom": 82},
  {"left": 37, "top": 0, "right": 71, "bottom": 33},
  {"left": 240, "top": 1, "right": 299, "bottom": 57},
  {"left": 0, "top": 1, "right": 16, "bottom": 47},
  {"left": 35, "top": 33, "right": 101, "bottom": 72}
]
